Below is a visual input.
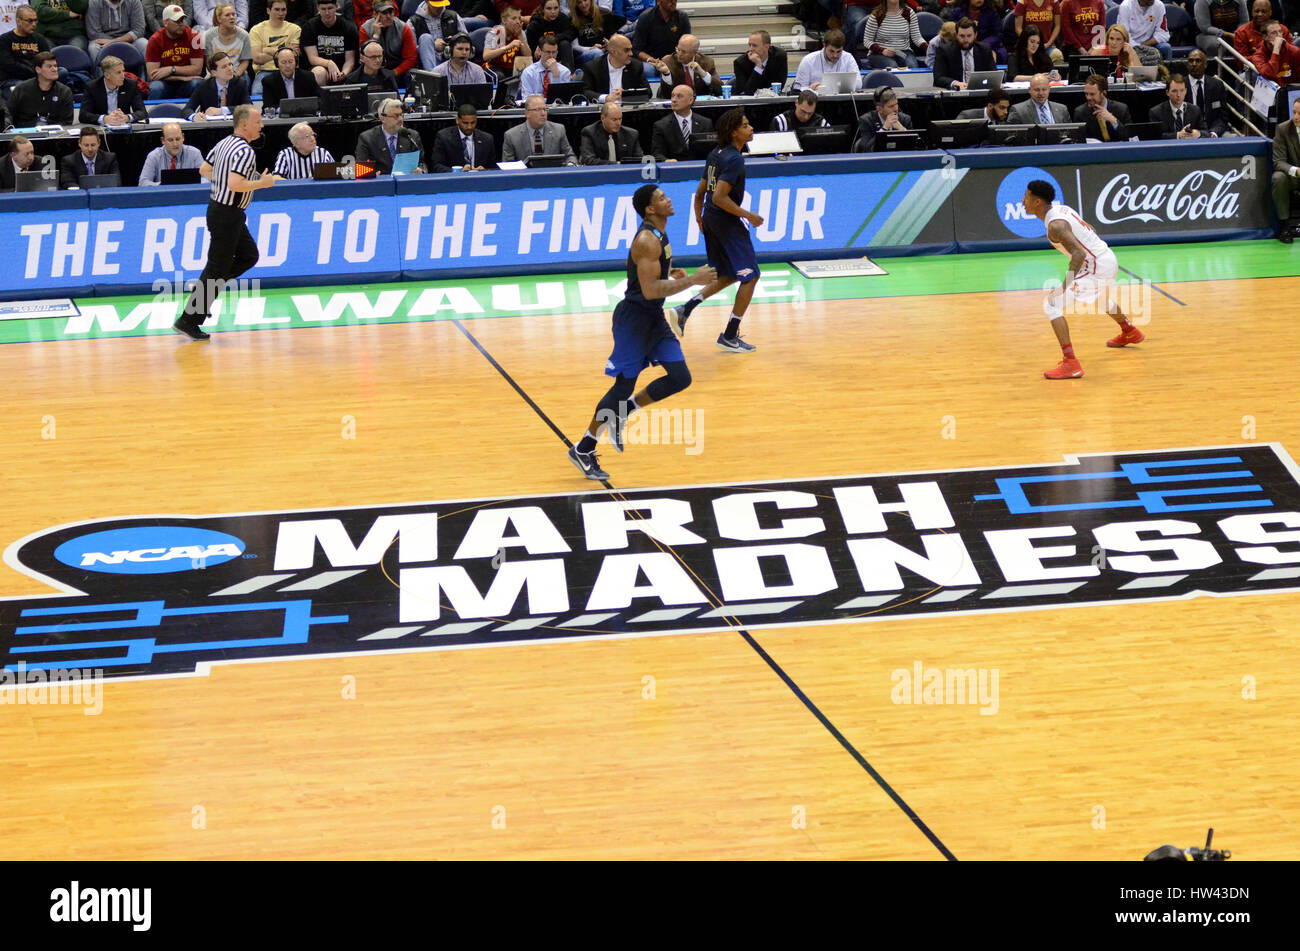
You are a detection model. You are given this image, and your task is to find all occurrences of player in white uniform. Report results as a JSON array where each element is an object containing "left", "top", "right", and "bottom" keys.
[{"left": 1022, "top": 179, "right": 1145, "bottom": 380}]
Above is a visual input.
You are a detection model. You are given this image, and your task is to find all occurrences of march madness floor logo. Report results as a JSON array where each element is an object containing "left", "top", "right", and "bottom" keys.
[{"left": 5, "top": 445, "right": 1300, "bottom": 682}]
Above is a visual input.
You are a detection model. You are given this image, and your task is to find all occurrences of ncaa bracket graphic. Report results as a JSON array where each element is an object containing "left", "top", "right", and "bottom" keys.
[{"left": 4, "top": 445, "right": 1300, "bottom": 683}]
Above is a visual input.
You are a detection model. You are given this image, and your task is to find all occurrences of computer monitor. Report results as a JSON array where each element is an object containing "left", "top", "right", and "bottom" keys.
[
  {"left": 544, "top": 80, "right": 585, "bottom": 104},
  {"left": 406, "top": 69, "right": 448, "bottom": 111},
  {"left": 14, "top": 170, "right": 56, "bottom": 192},
  {"left": 450, "top": 82, "right": 494, "bottom": 110},
  {"left": 1069, "top": 54, "right": 1116, "bottom": 83},
  {"left": 619, "top": 86, "right": 651, "bottom": 104},
  {"left": 160, "top": 167, "right": 202, "bottom": 185},
  {"left": 524, "top": 153, "right": 567, "bottom": 167},
  {"left": 1037, "top": 122, "right": 1087, "bottom": 145},
  {"left": 691, "top": 131, "right": 717, "bottom": 158},
  {"left": 279, "top": 96, "right": 319, "bottom": 118},
  {"left": 987, "top": 123, "right": 1036, "bottom": 146},
  {"left": 320, "top": 83, "right": 369, "bottom": 119},
  {"left": 928, "top": 118, "right": 989, "bottom": 149},
  {"left": 794, "top": 124, "right": 852, "bottom": 154},
  {"left": 1126, "top": 121, "right": 1163, "bottom": 141},
  {"left": 872, "top": 130, "right": 925, "bottom": 152},
  {"left": 367, "top": 91, "right": 392, "bottom": 115},
  {"left": 966, "top": 70, "right": 1003, "bottom": 91},
  {"left": 79, "top": 172, "right": 122, "bottom": 189}
]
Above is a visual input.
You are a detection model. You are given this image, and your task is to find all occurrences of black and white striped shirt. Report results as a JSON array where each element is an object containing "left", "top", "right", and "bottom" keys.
[
  {"left": 771, "top": 109, "right": 831, "bottom": 133},
  {"left": 205, "top": 134, "right": 259, "bottom": 209},
  {"left": 273, "top": 145, "right": 336, "bottom": 180}
]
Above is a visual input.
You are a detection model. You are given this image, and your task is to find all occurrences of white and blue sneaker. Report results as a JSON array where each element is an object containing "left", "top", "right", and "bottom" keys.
[
  {"left": 568, "top": 446, "right": 609, "bottom": 481},
  {"left": 669, "top": 305, "right": 690, "bottom": 338},
  {"left": 716, "top": 333, "right": 756, "bottom": 353}
]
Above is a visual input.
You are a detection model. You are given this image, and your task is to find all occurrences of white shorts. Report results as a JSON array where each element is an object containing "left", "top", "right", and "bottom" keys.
[{"left": 1045, "top": 250, "right": 1119, "bottom": 319}]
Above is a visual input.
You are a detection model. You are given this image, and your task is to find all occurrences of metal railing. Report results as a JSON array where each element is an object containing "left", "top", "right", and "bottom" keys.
[{"left": 1211, "top": 37, "right": 1268, "bottom": 137}]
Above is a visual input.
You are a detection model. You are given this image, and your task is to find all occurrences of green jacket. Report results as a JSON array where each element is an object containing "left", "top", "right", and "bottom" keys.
[{"left": 34, "top": 0, "right": 91, "bottom": 43}]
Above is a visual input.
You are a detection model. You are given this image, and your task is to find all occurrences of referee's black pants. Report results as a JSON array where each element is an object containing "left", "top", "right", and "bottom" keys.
[{"left": 182, "top": 202, "right": 261, "bottom": 322}]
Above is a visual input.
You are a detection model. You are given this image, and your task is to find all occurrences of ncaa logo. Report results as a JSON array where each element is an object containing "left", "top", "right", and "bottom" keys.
[
  {"left": 54, "top": 527, "right": 246, "bottom": 575},
  {"left": 997, "top": 166, "right": 1064, "bottom": 238}
]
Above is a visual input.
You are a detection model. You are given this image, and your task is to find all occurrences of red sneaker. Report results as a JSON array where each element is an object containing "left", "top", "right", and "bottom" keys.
[
  {"left": 1044, "top": 358, "right": 1084, "bottom": 380},
  {"left": 1107, "top": 326, "right": 1146, "bottom": 347}
]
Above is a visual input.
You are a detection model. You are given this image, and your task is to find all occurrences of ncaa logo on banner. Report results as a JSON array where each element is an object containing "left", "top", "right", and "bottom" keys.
[{"left": 997, "top": 167, "right": 1064, "bottom": 238}]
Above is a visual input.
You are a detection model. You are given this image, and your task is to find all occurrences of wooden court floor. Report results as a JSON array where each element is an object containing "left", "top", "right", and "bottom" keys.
[{"left": 1, "top": 263, "right": 1298, "bottom": 859}]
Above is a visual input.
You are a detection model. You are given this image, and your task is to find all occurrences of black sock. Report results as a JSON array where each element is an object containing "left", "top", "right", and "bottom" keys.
[
  {"left": 724, "top": 317, "right": 741, "bottom": 339},
  {"left": 576, "top": 432, "right": 597, "bottom": 454},
  {"left": 683, "top": 295, "right": 702, "bottom": 317}
]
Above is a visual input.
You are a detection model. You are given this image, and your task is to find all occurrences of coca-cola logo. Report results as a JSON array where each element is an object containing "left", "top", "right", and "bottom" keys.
[{"left": 1095, "top": 168, "right": 1244, "bottom": 225}]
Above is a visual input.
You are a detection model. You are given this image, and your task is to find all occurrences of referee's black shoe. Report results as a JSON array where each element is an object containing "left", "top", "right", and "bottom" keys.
[{"left": 173, "top": 317, "right": 211, "bottom": 341}]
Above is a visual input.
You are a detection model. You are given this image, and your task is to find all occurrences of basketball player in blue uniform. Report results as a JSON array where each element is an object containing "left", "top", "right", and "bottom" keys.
[
  {"left": 568, "top": 183, "right": 716, "bottom": 481},
  {"left": 670, "top": 107, "right": 765, "bottom": 353}
]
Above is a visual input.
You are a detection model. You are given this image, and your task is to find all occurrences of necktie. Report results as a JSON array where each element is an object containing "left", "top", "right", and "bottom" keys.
[
  {"left": 963, "top": 50, "right": 973, "bottom": 81},
  {"left": 1099, "top": 109, "right": 1111, "bottom": 141},
  {"left": 607, "top": 134, "right": 617, "bottom": 162},
  {"left": 1039, "top": 102, "right": 1050, "bottom": 123},
  {"left": 220, "top": 85, "right": 227, "bottom": 107},
  {"left": 86, "top": 159, "right": 94, "bottom": 176},
  {"left": 1175, "top": 108, "right": 1183, "bottom": 130},
  {"left": 388, "top": 134, "right": 397, "bottom": 157},
  {"left": 1194, "top": 80, "right": 1203, "bottom": 111},
  {"left": 464, "top": 134, "right": 474, "bottom": 166},
  {"left": 680, "top": 116, "right": 690, "bottom": 141},
  {"left": 170, "top": 154, "right": 177, "bottom": 170},
  {"left": 533, "top": 128, "right": 544, "bottom": 153},
  {"left": 543, "top": 69, "right": 550, "bottom": 98}
]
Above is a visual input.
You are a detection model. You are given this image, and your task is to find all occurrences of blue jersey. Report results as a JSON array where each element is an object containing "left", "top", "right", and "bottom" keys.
[
  {"left": 702, "top": 144, "right": 745, "bottom": 219},
  {"left": 624, "top": 222, "right": 671, "bottom": 306}
]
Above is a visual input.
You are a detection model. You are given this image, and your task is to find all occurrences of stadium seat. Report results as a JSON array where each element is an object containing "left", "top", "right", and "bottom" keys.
[
  {"left": 1106, "top": 5, "right": 1120, "bottom": 27},
  {"left": 101, "top": 41, "right": 146, "bottom": 76},
  {"left": 863, "top": 69, "right": 904, "bottom": 89},
  {"left": 469, "top": 26, "right": 491, "bottom": 63},
  {"left": 401, "top": 0, "right": 421, "bottom": 17},
  {"left": 917, "top": 12, "right": 943, "bottom": 42},
  {"left": 148, "top": 102, "right": 189, "bottom": 118},
  {"left": 1164, "top": 3, "right": 1193, "bottom": 43},
  {"left": 51, "top": 43, "right": 93, "bottom": 91}
]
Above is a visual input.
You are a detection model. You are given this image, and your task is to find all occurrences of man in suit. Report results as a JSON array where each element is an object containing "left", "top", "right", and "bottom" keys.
[
  {"left": 186, "top": 51, "right": 251, "bottom": 120},
  {"left": 579, "top": 32, "right": 650, "bottom": 103},
  {"left": 854, "top": 86, "right": 914, "bottom": 151},
  {"left": 260, "top": 44, "right": 321, "bottom": 109},
  {"left": 650, "top": 83, "right": 713, "bottom": 160},
  {"left": 1149, "top": 74, "right": 1206, "bottom": 138},
  {"left": 0, "top": 136, "right": 38, "bottom": 191},
  {"left": 79, "top": 55, "right": 147, "bottom": 126},
  {"left": 1009, "top": 73, "right": 1072, "bottom": 123},
  {"left": 430, "top": 102, "right": 497, "bottom": 171},
  {"left": 957, "top": 87, "right": 1010, "bottom": 124},
  {"left": 502, "top": 93, "right": 578, "bottom": 163},
  {"left": 579, "top": 100, "right": 643, "bottom": 164},
  {"left": 661, "top": 33, "right": 720, "bottom": 96},
  {"left": 59, "top": 127, "right": 120, "bottom": 188},
  {"left": 1072, "top": 73, "right": 1131, "bottom": 140},
  {"left": 934, "top": 18, "right": 995, "bottom": 90},
  {"left": 355, "top": 96, "right": 427, "bottom": 172},
  {"left": 1186, "top": 49, "right": 1229, "bottom": 137},
  {"left": 731, "top": 29, "right": 787, "bottom": 97},
  {"left": 1273, "top": 97, "right": 1300, "bottom": 241}
]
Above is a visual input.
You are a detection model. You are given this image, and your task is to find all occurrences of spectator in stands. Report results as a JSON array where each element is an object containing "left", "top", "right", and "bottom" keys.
[
  {"left": 732, "top": 30, "right": 787, "bottom": 96},
  {"left": 579, "top": 99, "right": 642, "bottom": 162},
  {"left": 1008, "top": 24, "right": 1057, "bottom": 79},
  {"left": 854, "top": 85, "right": 913, "bottom": 151},
  {"left": 249, "top": 0, "right": 315, "bottom": 27},
  {"left": 662, "top": 33, "right": 720, "bottom": 94},
  {"left": 1273, "top": 96, "right": 1300, "bottom": 241},
  {"left": 356, "top": 95, "right": 426, "bottom": 171},
  {"left": 842, "top": 0, "right": 881, "bottom": 49},
  {"left": 446, "top": 0, "right": 492, "bottom": 33},
  {"left": 431, "top": 31, "right": 490, "bottom": 80},
  {"left": 144, "top": 0, "right": 192, "bottom": 35},
  {"left": 0, "top": 96, "right": 8, "bottom": 129},
  {"left": 934, "top": 17, "right": 994, "bottom": 88},
  {"left": 502, "top": 93, "right": 578, "bottom": 162},
  {"left": 770, "top": 88, "right": 830, "bottom": 131},
  {"left": 33, "top": 0, "right": 89, "bottom": 52},
  {"left": 859, "top": 0, "right": 925, "bottom": 69},
  {"left": 273, "top": 121, "right": 336, "bottom": 176},
  {"left": 926, "top": 19, "right": 956, "bottom": 67},
  {"left": 138, "top": 119, "right": 202, "bottom": 183},
  {"left": 497, "top": 0, "right": 540, "bottom": 26},
  {"left": 1010, "top": 70, "right": 1071, "bottom": 120},
  {"left": 1252, "top": 19, "right": 1300, "bottom": 78},
  {"left": 948, "top": 0, "right": 1007, "bottom": 62},
  {"left": 346, "top": 37, "right": 398, "bottom": 87},
  {"left": 794, "top": 28, "right": 861, "bottom": 91},
  {"left": 186, "top": 50, "right": 250, "bottom": 116},
  {"left": 613, "top": 0, "right": 654, "bottom": 27},
  {"left": 1117, "top": 0, "right": 1172, "bottom": 61},
  {"left": 261, "top": 43, "right": 319, "bottom": 106},
  {"left": 1, "top": 7, "right": 53, "bottom": 101},
  {"left": 1073, "top": 72, "right": 1130, "bottom": 139},
  {"left": 193, "top": 0, "right": 249, "bottom": 30},
  {"left": 86, "top": 0, "right": 148, "bottom": 63},
  {"left": 80, "top": 53, "right": 147, "bottom": 124},
  {"left": 1014, "top": 0, "right": 1061, "bottom": 57},
  {"left": 1195, "top": 0, "right": 1248, "bottom": 51},
  {"left": 431, "top": 102, "right": 497, "bottom": 170},
  {"left": 1091, "top": 23, "right": 1145, "bottom": 74},
  {"left": 303, "top": 0, "right": 356, "bottom": 83},
  {"left": 1058, "top": 0, "right": 1106, "bottom": 56},
  {"left": 360, "top": 0, "right": 416, "bottom": 81},
  {"left": 1149, "top": 72, "right": 1205, "bottom": 136},
  {"left": 632, "top": 0, "right": 688, "bottom": 82},
  {"left": 413, "top": 0, "right": 465, "bottom": 70},
  {"left": 1236, "top": 0, "right": 1292, "bottom": 57},
  {"left": 204, "top": 3, "right": 253, "bottom": 78},
  {"left": 250, "top": 0, "right": 303, "bottom": 95},
  {"left": 958, "top": 85, "right": 1010, "bottom": 122},
  {"left": 0, "top": 135, "right": 37, "bottom": 190},
  {"left": 1185, "top": 48, "right": 1229, "bottom": 136},
  {"left": 571, "top": 0, "right": 624, "bottom": 68},
  {"left": 351, "top": 0, "right": 374, "bottom": 33},
  {"left": 518, "top": 30, "right": 570, "bottom": 99},
  {"left": 8, "top": 49, "right": 73, "bottom": 124},
  {"left": 650, "top": 82, "right": 709, "bottom": 159},
  {"left": 484, "top": 5, "right": 529, "bottom": 78},
  {"left": 580, "top": 31, "right": 649, "bottom": 100},
  {"left": 59, "top": 126, "right": 117, "bottom": 187},
  {"left": 526, "top": 0, "right": 575, "bottom": 67}
]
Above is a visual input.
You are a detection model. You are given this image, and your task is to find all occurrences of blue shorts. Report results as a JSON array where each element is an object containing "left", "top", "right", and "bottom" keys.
[
  {"left": 702, "top": 212, "right": 760, "bottom": 282},
  {"left": 605, "top": 299, "right": 685, "bottom": 379}
]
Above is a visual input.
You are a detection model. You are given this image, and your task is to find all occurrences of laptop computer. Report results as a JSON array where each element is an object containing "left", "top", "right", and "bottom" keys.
[
  {"left": 795, "top": 125, "right": 852, "bottom": 154},
  {"left": 1126, "top": 121, "right": 1164, "bottom": 141},
  {"left": 747, "top": 130, "right": 801, "bottom": 155},
  {"left": 544, "top": 80, "right": 585, "bottom": 104},
  {"left": 79, "top": 172, "right": 123, "bottom": 189},
  {"left": 966, "top": 70, "right": 1004, "bottom": 91},
  {"left": 872, "top": 130, "right": 925, "bottom": 152},
  {"left": 524, "top": 153, "right": 566, "bottom": 167},
  {"left": 160, "top": 167, "right": 202, "bottom": 185},
  {"left": 1126, "top": 65, "right": 1159, "bottom": 83},
  {"left": 619, "top": 86, "right": 652, "bottom": 104},
  {"left": 818, "top": 71, "right": 860, "bottom": 95},
  {"left": 280, "top": 96, "right": 320, "bottom": 117},
  {"left": 311, "top": 162, "right": 339, "bottom": 180},
  {"left": 14, "top": 170, "right": 57, "bottom": 192}
]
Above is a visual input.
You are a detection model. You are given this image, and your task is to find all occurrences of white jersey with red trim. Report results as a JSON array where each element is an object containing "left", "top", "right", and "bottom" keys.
[{"left": 1043, "top": 203, "right": 1112, "bottom": 272}]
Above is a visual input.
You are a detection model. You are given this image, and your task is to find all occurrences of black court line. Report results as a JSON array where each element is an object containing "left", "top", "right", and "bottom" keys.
[
  {"left": 1119, "top": 265, "right": 1186, "bottom": 306},
  {"left": 452, "top": 316, "right": 958, "bottom": 861}
]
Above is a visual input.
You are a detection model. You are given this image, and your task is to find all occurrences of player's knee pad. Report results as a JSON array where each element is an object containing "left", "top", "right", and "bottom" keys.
[{"left": 662, "top": 361, "right": 691, "bottom": 393}]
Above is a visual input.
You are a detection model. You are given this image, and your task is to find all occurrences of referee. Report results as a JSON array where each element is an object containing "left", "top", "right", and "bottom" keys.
[
  {"left": 273, "top": 123, "right": 336, "bottom": 180},
  {"left": 175, "top": 104, "right": 280, "bottom": 341}
]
